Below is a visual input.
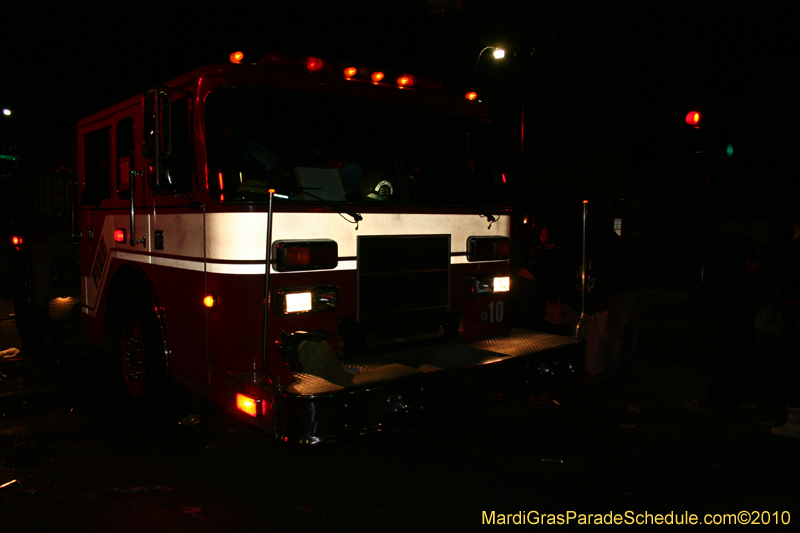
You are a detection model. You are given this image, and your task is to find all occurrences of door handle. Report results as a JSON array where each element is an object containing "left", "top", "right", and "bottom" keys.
[{"left": 129, "top": 170, "right": 146, "bottom": 248}]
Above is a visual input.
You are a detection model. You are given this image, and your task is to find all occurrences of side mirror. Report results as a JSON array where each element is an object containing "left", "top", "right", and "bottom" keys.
[{"left": 142, "top": 89, "right": 171, "bottom": 161}]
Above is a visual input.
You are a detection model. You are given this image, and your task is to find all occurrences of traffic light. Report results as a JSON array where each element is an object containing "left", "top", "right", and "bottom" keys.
[
  {"left": 714, "top": 141, "right": 734, "bottom": 159},
  {"left": 723, "top": 143, "right": 733, "bottom": 158}
]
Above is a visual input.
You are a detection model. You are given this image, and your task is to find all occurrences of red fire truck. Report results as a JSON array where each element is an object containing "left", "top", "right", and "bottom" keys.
[{"left": 5, "top": 52, "right": 583, "bottom": 444}]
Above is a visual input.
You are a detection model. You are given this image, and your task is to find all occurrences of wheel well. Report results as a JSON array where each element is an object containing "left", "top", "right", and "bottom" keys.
[{"left": 103, "top": 264, "right": 167, "bottom": 360}]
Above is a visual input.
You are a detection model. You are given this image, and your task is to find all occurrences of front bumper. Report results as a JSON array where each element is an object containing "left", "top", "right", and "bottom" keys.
[{"left": 227, "top": 328, "right": 584, "bottom": 444}]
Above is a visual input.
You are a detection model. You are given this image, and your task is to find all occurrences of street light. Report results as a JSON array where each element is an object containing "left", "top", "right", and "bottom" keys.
[
  {"left": 467, "top": 46, "right": 505, "bottom": 100},
  {"left": 473, "top": 46, "right": 505, "bottom": 79}
]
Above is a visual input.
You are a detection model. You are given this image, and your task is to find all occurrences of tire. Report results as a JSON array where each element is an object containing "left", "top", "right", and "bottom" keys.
[{"left": 111, "top": 288, "right": 169, "bottom": 406}]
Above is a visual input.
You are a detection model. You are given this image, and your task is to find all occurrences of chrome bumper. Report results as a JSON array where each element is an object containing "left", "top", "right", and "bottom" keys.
[{"left": 228, "top": 329, "right": 584, "bottom": 445}]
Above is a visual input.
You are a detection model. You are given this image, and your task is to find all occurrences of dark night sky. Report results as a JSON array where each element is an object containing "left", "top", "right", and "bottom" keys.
[{"left": 3, "top": 1, "right": 798, "bottom": 199}]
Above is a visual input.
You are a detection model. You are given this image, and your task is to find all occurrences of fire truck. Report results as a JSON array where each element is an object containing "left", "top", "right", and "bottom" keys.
[{"left": 5, "top": 52, "right": 583, "bottom": 444}]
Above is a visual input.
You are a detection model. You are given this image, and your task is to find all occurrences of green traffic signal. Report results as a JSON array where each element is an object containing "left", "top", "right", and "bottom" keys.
[{"left": 718, "top": 143, "right": 733, "bottom": 158}]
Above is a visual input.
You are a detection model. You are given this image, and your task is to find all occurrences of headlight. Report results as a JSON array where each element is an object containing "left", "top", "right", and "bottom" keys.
[
  {"left": 276, "top": 285, "right": 338, "bottom": 315},
  {"left": 285, "top": 292, "right": 313, "bottom": 314},
  {"left": 493, "top": 276, "right": 510, "bottom": 292},
  {"left": 469, "top": 275, "right": 510, "bottom": 295}
]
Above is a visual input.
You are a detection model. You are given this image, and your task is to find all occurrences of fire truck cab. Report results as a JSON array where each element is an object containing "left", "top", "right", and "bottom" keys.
[{"left": 11, "top": 53, "right": 583, "bottom": 444}]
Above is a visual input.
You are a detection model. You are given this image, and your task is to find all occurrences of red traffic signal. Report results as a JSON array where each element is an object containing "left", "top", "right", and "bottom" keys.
[{"left": 685, "top": 111, "right": 701, "bottom": 126}]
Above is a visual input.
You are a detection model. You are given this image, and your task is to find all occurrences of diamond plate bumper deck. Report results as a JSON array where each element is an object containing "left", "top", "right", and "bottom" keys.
[{"left": 227, "top": 329, "right": 584, "bottom": 444}]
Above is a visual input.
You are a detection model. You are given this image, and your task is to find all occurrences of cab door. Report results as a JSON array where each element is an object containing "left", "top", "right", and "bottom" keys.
[
  {"left": 142, "top": 93, "right": 210, "bottom": 392},
  {"left": 78, "top": 119, "right": 116, "bottom": 321}
]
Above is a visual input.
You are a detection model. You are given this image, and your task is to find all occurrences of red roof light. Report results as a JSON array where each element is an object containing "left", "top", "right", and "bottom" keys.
[
  {"left": 306, "top": 57, "right": 324, "bottom": 72},
  {"left": 258, "top": 53, "right": 441, "bottom": 91}
]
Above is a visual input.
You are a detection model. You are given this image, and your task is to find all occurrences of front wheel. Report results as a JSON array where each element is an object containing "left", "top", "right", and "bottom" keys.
[{"left": 111, "top": 290, "right": 168, "bottom": 405}]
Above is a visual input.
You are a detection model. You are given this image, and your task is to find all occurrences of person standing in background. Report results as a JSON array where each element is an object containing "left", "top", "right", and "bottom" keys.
[
  {"left": 771, "top": 217, "right": 800, "bottom": 437},
  {"left": 706, "top": 221, "right": 759, "bottom": 410},
  {"left": 589, "top": 226, "right": 647, "bottom": 386}
]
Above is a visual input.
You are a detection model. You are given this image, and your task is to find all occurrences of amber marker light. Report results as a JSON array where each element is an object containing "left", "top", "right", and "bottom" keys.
[
  {"left": 371, "top": 71, "right": 385, "bottom": 83},
  {"left": 397, "top": 75, "right": 412, "bottom": 87},
  {"left": 230, "top": 51, "right": 244, "bottom": 64},
  {"left": 203, "top": 295, "right": 216, "bottom": 308},
  {"left": 343, "top": 66, "right": 357, "bottom": 79},
  {"left": 236, "top": 393, "right": 259, "bottom": 417},
  {"left": 465, "top": 91, "right": 478, "bottom": 101}
]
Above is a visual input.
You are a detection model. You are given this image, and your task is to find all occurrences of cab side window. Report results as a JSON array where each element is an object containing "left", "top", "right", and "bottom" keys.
[
  {"left": 156, "top": 98, "right": 194, "bottom": 195},
  {"left": 116, "top": 117, "right": 134, "bottom": 199},
  {"left": 81, "top": 127, "right": 111, "bottom": 206}
]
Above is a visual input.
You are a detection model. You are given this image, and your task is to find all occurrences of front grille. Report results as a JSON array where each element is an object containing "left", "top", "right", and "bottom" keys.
[{"left": 357, "top": 235, "right": 450, "bottom": 347}]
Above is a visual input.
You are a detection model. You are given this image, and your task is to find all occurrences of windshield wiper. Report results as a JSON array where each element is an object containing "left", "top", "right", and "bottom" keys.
[{"left": 281, "top": 186, "right": 363, "bottom": 223}]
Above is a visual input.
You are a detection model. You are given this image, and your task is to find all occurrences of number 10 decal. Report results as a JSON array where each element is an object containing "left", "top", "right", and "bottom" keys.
[{"left": 488, "top": 301, "right": 504, "bottom": 323}]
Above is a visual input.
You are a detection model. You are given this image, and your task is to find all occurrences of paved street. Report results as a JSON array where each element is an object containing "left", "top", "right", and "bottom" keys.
[{"left": 1, "top": 289, "right": 799, "bottom": 532}]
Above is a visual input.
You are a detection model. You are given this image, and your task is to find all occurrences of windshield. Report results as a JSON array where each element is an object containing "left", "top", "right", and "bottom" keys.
[
  {"left": 394, "top": 106, "right": 511, "bottom": 207},
  {"left": 204, "top": 87, "right": 397, "bottom": 203},
  {"left": 203, "top": 86, "right": 511, "bottom": 207}
]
